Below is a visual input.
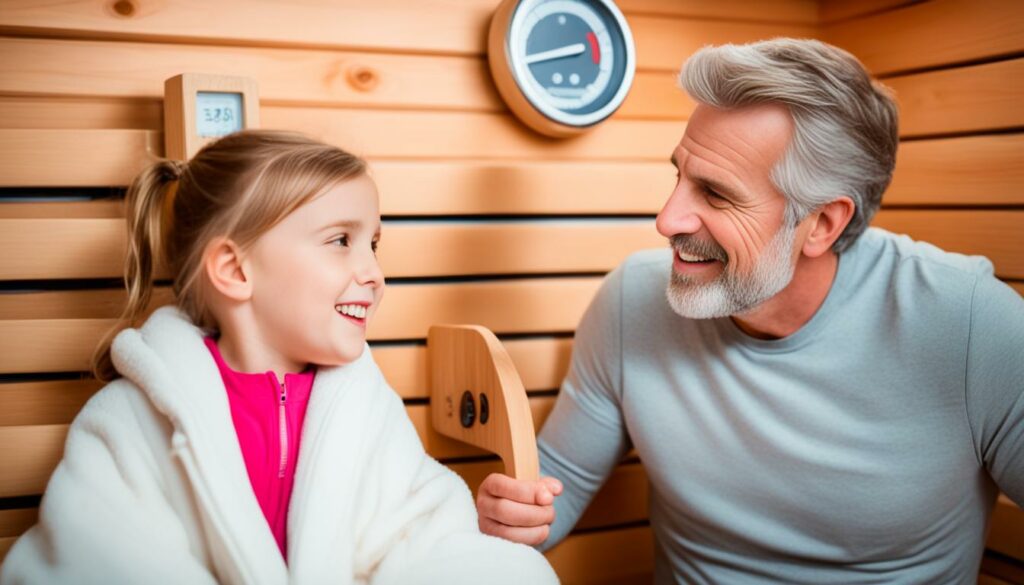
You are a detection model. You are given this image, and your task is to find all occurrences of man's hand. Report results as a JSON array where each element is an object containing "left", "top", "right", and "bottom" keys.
[{"left": 476, "top": 473, "right": 564, "bottom": 546}]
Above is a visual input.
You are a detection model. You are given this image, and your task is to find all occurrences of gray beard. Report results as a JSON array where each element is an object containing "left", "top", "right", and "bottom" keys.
[{"left": 665, "top": 223, "right": 797, "bottom": 319}]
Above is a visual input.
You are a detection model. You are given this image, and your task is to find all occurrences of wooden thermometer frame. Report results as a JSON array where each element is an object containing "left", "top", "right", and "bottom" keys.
[{"left": 164, "top": 73, "right": 260, "bottom": 161}]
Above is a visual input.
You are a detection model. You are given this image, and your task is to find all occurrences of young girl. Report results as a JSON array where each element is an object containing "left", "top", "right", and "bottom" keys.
[{"left": 1, "top": 131, "right": 557, "bottom": 585}]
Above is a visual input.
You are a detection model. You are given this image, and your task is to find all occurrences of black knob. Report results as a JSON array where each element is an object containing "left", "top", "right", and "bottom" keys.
[
  {"left": 479, "top": 393, "right": 490, "bottom": 425},
  {"left": 459, "top": 390, "right": 476, "bottom": 428}
]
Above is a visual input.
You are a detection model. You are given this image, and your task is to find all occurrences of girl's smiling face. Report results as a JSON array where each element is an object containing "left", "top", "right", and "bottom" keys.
[{"left": 243, "top": 173, "right": 384, "bottom": 370}]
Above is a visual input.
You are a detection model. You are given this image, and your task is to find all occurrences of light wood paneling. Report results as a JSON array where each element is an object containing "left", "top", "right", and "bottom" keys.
[
  {"left": 0, "top": 218, "right": 662, "bottom": 280},
  {"left": 885, "top": 59, "right": 1024, "bottom": 137},
  {"left": 545, "top": 526, "right": 654, "bottom": 585},
  {"left": 824, "top": 0, "right": 1024, "bottom": 75},
  {"left": 0, "top": 380, "right": 104, "bottom": 427},
  {"left": 0, "top": 115, "right": 683, "bottom": 187},
  {"left": 630, "top": 15, "right": 815, "bottom": 72},
  {"left": 0, "top": 0, "right": 499, "bottom": 56},
  {"left": 0, "top": 38, "right": 690, "bottom": 120},
  {"left": 618, "top": 0, "right": 817, "bottom": 22},
  {"left": 0, "top": 1, "right": 813, "bottom": 71},
  {"left": 260, "top": 107, "right": 682, "bottom": 160},
  {"left": 871, "top": 210, "right": 1024, "bottom": 279},
  {"left": 1010, "top": 282, "right": 1024, "bottom": 297},
  {"left": 818, "top": 0, "right": 916, "bottom": 23},
  {"left": 884, "top": 135, "right": 1024, "bottom": 206},
  {"left": 0, "top": 129, "right": 161, "bottom": 187},
  {"left": 0, "top": 159, "right": 673, "bottom": 216},
  {"left": 0, "top": 279, "right": 600, "bottom": 373}
]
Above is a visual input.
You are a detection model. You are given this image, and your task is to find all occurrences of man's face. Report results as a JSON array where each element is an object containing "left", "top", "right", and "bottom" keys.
[{"left": 656, "top": 103, "right": 800, "bottom": 319}]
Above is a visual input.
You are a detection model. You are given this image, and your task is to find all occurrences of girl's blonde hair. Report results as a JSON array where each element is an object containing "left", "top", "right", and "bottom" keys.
[{"left": 93, "top": 130, "right": 367, "bottom": 381}]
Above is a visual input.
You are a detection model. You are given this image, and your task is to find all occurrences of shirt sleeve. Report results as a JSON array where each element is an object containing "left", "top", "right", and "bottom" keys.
[
  {"left": 537, "top": 262, "right": 632, "bottom": 551},
  {"left": 964, "top": 274, "right": 1024, "bottom": 505}
]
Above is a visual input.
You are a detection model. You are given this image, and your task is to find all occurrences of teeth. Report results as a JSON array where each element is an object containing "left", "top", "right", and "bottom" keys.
[
  {"left": 678, "top": 251, "right": 711, "bottom": 263},
  {"left": 336, "top": 304, "right": 367, "bottom": 319}
]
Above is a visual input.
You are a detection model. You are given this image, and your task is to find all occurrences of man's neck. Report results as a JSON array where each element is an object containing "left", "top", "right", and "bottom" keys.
[{"left": 730, "top": 250, "right": 839, "bottom": 340}]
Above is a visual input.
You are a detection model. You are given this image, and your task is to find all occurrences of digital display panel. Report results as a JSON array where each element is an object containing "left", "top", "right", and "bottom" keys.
[{"left": 195, "top": 91, "right": 244, "bottom": 137}]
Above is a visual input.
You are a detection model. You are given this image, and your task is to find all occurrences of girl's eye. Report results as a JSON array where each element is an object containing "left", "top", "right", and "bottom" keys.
[
  {"left": 332, "top": 235, "right": 349, "bottom": 247},
  {"left": 371, "top": 240, "right": 379, "bottom": 254}
]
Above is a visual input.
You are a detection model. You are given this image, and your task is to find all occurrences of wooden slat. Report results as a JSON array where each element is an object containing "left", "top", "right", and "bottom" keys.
[
  {"left": 0, "top": 379, "right": 103, "bottom": 427},
  {"left": 0, "top": 396, "right": 555, "bottom": 498},
  {"left": 0, "top": 424, "right": 67, "bottom": 498},
  {"left": 0, "top": 129, "right": 160, "bottom": 187},
  {"left": 1010, "top": 282, "right": 1024, "bottom": 297},
  {"left": 0, "top": 0, "right": 499, "bottom": 56},
  {"left": 0, "top": 39, "right": 689, "bottom": 121},
  {"left": 0, "top": 218, "right": 662, "bottom": 280},
  {"left": 818, "top": 0, "right": 917, "bottom": 23},
  {"left": 884, "top": 134, "right": 1024, "bottom": 206},
  {"left": 871, "top": 210, "right": 1024, "bottom": 279},
  {"left": 0, "top": 95, "right": 162, "bottom": 130},
  {"left": 885, "top": 59, "right": 1024, "bottom": 138},
  {"left": 618, "top": 0, "right": 817, "bottom": 23},
  {"left": 629, "top": 15, "right": 815, "bottom": 72},
  {"left": 0, "top": 278, "right": 600, "bottom": 373},
  {"left": 545, "top": 526, "right": 654, "bottom": 585},
  {"left": 0, "top": 37, "right": 500, "bottom": 114},
  {"left": 0, "top": 158, "right": 673, "bottom": 216},
  {"left": 824, "top": 0, "right": 1024, "bottom": 76},
  {"left": 980, "top": 554, "right": 1024, "bottom": 584},
  {"left": 0, "top": 116, "right": 682, "bottom": 188},
  {"left": 260, "top": 107, "right": 681, "bottom": 160},
  {"left": 987, "top": 494, "right": 1024, "bottom": 561}
]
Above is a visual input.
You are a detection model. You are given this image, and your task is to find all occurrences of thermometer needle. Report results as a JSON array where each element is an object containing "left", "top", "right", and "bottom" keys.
[{"left": 525, "top": 42, "right": 586, "bottom": 64}]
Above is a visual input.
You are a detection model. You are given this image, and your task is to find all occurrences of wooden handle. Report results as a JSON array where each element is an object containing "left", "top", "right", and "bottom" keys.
[{"left": 428, "top": 324, "right": 539, "bottom": 481}]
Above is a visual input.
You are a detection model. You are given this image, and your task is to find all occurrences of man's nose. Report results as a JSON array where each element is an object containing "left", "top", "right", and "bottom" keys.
[{"left": 656, "top": 184, "right": 703, "bottom": 238}]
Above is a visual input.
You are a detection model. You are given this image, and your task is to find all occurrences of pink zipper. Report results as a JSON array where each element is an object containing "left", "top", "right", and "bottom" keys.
[{"left": 278, "top": 379, "right": 288, "bottom": 478}]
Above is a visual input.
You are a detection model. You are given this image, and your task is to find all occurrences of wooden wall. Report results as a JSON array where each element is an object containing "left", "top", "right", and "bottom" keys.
[{"left": 0, "top": 1, "right": 1020, "bottom": 583}]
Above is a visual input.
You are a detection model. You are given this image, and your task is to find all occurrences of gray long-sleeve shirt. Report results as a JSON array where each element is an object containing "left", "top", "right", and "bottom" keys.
[{"left": 538, "top": 228, "right": 1024, "bottom": 584}]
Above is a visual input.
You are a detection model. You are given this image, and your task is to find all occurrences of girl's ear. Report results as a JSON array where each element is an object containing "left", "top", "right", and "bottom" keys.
[
  {"left": 801, "top": 196, "right": 855, "bottom": 258},
  {"left": 203, "top": 237, "right": 252, "bottom": 302}
]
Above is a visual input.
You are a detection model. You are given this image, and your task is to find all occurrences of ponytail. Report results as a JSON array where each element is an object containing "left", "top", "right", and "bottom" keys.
[{"left": 92, "top": 159, "right": 185, "bottom": 382}]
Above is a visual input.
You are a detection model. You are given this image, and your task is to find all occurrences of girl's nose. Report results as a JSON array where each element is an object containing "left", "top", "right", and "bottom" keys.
[{"left": 356, "top": 249, "right": 385, "bottom": 289}]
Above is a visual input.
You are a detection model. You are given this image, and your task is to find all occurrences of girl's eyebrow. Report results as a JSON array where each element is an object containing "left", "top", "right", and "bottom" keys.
[{"left": 318, "top": 220, "right": 362, "bottom": 231}]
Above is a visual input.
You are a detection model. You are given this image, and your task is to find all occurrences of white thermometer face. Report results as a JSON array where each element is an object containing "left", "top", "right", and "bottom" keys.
[{"left": 509, "top": 0, "right": 635, "bottom": 127}]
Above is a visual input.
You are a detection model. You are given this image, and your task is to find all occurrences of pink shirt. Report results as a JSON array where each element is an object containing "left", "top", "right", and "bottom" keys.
[{"left": 204, "top": 337, "right": 316, "bottom": 559}]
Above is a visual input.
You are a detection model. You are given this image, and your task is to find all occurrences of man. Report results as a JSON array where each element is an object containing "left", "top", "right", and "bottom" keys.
[{"left": 476, "top": 39, "right": 1024, "bottom": 583}]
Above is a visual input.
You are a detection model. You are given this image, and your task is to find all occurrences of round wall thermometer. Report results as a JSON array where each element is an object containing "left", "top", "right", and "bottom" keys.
[{"left": 488, "top": 0, "right": 636, "bottom": 137}]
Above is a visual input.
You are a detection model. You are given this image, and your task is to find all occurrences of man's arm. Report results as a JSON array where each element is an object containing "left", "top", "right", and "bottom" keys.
[
  {"left": 478, "top": 262, "right": 632, "bottom": 550},
  {"left": 964, "top": 275, "right": 1024, "bottom": 503}
]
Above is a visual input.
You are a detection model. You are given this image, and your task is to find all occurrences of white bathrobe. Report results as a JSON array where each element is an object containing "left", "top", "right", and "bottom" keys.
[{"left": 1, "top": 307, "right": 558, "bottom": 585}]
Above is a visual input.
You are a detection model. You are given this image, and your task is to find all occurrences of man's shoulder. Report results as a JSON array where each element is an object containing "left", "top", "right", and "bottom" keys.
[{"left": 859, "top": 227, "right": 995, "bottom": 281}]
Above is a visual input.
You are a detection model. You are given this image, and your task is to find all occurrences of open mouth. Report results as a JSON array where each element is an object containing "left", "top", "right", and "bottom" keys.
[
  {"left": 335, "top": 303, "right": 369, "bottom": 327},
  {"left": 676, "top": 251, "right": 718, "bottom": 265}
]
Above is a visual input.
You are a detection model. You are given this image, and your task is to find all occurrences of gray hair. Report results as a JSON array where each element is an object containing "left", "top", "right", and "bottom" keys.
[{"left": 678, "top": 38, "right": 899, "bottom": 252}]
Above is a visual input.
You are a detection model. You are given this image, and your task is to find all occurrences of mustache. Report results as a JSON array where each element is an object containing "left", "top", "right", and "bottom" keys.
[{"left": 669, "top": 234, "right": 728, "bottom": 263}]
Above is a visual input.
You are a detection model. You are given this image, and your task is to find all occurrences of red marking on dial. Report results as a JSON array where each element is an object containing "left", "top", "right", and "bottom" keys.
[{"left": 586, "top": 31, "right": 600, "bottom": 64}]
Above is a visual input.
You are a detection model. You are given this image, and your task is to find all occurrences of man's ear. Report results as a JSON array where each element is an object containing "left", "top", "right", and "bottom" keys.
[
  {"left": 801, "top": 196, "right": 855, "bottom": 258},
  {"left": 203, "top": 237, "right": 252, "bottom": 302}
]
